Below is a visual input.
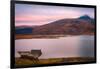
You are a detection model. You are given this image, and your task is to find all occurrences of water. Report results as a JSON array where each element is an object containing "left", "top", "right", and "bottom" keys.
[{"left": 15, "top": 35, "right": 94, "bottom": 59}]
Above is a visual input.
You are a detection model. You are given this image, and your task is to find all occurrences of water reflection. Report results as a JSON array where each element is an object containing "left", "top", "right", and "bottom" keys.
[
  {"left": 15, "top": 35, "right": 94, "bottom": 59},
  {"left": 79, "top": 36, "right": 94, "bottom": 57}
]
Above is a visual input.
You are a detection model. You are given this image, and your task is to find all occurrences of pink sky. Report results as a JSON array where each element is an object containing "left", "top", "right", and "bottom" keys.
[
  {"left": 15, "top": 4, "right": 94, "bottom": 26},
  {"left": 15, "top": 13, "right": 80, "bottom": 26}
]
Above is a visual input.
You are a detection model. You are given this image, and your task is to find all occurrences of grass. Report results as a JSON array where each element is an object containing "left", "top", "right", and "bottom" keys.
[
  {"left": 15, "top": 34, "right": 94, "bottom": 39},
  {"left": 15, "top": 34, "right": 67, "bottom": 39},
  {"left": 15, "top": 57, "right": 95, "bottom": 67},
  {"left": 15, "top": 34, "right": 33, "bottom": 39}
]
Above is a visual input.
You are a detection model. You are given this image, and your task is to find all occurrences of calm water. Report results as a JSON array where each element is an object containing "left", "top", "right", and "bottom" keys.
[{"left": 15, "top": 35, "right": 94, "bottom": 59}]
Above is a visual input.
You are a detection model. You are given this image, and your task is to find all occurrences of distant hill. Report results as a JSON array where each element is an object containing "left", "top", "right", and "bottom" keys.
[
  {"left": 15, "top": 26, "right": 38, "bottom": 34},
  {"left": 78, "top": 15, "right": 91, "bottom": 20},
  {"left": 78, "top": 15, "right": 95, "bottom": 24},
  {"left": 16, "top": 27, "right": 33, "bottom": 34},
  {"left": 15, "top": 15, "right": 95, "bottom": 35}
]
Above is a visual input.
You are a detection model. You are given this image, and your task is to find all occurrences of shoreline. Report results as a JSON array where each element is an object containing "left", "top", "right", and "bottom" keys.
[{"left": 15, "top": 34, "right": 94, "bottom": 39}]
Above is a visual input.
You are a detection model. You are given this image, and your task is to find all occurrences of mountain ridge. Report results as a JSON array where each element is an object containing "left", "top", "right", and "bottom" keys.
[{"left": 16, "top": 15, "right": 95, "bottom": 35}]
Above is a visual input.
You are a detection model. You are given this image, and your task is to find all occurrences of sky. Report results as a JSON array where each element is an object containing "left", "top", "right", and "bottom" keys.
[{"left": 15, "top": 4, "right": 95, "bottom": 26}]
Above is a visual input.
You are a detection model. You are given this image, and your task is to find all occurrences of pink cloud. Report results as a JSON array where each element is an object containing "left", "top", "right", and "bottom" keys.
[{"left": 15, "top": 11, "right": 81, "bottom": 26}]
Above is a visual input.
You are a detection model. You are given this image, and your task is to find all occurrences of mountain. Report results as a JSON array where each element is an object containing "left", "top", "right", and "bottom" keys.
[
  {"left": 78, "top": 15, "right": 91, "bottom": 20},
  {"left": 78, "top": 15, "right": 95, "bottom": 24},
  {"left": 16, "top": 27, "right": 33, "bottom": 34},
  {"left": 15, "top": 25, "right": 39, "bottom": 34},
  {"left": 15, "top": 15, "right": 95, "bottom": 35},
  {"left": 32, "top": 17, "right": 94, "bottom": 35}
]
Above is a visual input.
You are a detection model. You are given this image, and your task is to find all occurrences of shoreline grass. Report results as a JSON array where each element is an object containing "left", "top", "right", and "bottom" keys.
[
  {"left": 15, "top": 57, "right": 95, "bottom": 67},
  {"left": 15, "top": 34, "right": 94, "bottom": 39}
]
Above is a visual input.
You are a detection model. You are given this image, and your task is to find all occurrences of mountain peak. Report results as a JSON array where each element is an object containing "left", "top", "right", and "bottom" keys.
[{"left": 78, "top": 15, "right": 91, "bottom": 20}]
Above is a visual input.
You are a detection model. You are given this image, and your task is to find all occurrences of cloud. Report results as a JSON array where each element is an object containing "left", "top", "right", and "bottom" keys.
[{"left": 15, "top": 4, "right": 94, "bottom": 26}]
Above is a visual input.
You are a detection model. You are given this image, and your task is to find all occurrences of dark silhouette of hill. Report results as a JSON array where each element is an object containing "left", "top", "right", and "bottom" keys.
[
  {"left": 15, "top": 26, "right": 38, "bottom": 34},
  {"left": 78, "top": 15, "right": 95, "bottom": 24},
  {"left": 78, "top": 15, "right": 91, "bottom": 20},
  {"left": 16, "top": 27, "right": 33, "bottom": 34}
]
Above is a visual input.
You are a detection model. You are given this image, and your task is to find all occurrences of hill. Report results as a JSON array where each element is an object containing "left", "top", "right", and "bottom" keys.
[{"left": 16, "top": 15, "right": 95, "bottom": 35}]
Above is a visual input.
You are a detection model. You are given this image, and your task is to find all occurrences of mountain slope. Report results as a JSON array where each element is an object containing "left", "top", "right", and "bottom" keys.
[
  {"left": 15, "top": 15, "right": 95, "bottom": 35},
  {"left": 33, "top": 16, "right": 94, "bottom": 35}
]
